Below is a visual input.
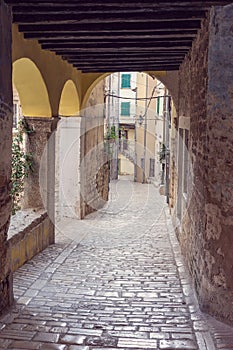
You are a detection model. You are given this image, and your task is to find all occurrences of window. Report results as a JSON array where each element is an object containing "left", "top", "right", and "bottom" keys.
[
  {"left": 121, "top": 102, "right": 130, "bottom": 116},
  {"left": 121, "top": 74, "right": 131, "bottom": 88}
]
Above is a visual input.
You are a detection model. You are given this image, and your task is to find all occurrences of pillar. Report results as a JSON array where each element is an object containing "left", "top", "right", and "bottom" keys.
[
  {"left": 23, "top": 117, "right": 59, "bottom": 243},
  {"left": 0, "top": 0, "right": 14, "bottom": 313},
  {"left": 56, "top": 117, "right": 81, "bottom": 220}
]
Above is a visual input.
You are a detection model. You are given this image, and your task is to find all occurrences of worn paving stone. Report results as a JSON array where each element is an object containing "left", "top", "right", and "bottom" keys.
[
  {"left": 33, "top": 332, "right": 60, "bottom": 343},
  {"left": 60, "top": 335, "right": 86, "bottom": 345},
  {"left": 160, "top": 339, "right": 197, "bottom": 349},
  {"left": 10, "top": 340, "right": 41, "bottom": 349},
  {"left": 39, "top": 344, "right": 67, "bottom": 350},
  {"left": 68, "top": 346, "right": 89, "bottom": 350},
  {"left": 1, "top": 178, "right": 232, "bottom": 349}
]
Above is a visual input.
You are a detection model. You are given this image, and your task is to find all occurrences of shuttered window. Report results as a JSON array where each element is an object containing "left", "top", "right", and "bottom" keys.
[
  {"left": 121, "top": 102, "right": 130, "bottom": 116},
  {"left": 121, "top": 74, "right": 131, "bottom": 88}
]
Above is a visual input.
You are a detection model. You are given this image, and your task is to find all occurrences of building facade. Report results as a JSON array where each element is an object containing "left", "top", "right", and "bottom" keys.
[{"left": 105, "top": 72, "right": 166, "bottom": 183}]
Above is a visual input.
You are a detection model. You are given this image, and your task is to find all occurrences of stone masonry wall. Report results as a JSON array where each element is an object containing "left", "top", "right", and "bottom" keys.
[
  {"left": 8, "top": 210, "right": 53, "bottom": 272},
  {"left": 177, "top": 14, "right": 209, "bottom": 282},
  {"left": 0, "top": 0, "right": 14, "bottom": 314},
  {"left": 201, "top": 4, "right": 233, "bottom": 323},
  {"left": 80, "top": 81, "right": 109, "bottom": 218},
  {"left": 177, "top": 5, "right": 233, "bottom": 325}
]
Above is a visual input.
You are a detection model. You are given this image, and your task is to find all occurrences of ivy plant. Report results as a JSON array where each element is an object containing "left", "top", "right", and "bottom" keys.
[{"left": 11, "top": 119, "right": 33, "bottom": 214}]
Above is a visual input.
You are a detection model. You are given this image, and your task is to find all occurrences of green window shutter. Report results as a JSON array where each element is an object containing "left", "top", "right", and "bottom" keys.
[
  {"left": 157, "top": 97, "right": 160, "bottom": 115},
  {"left": 121, "top": 74, "right": 131, "bottom": 88},
  {"left": 121, "top": 102, "right": 130, "bottom": 116}
]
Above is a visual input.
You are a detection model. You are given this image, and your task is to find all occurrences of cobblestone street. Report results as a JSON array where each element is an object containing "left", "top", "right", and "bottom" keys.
[{"left": 0, "top": 178, "right": 233, "bottom": 350}]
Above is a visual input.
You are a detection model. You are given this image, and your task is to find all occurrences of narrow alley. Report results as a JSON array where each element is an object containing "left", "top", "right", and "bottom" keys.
[{"left": 0, "top": 178, "right": 232, "bottom": 350}]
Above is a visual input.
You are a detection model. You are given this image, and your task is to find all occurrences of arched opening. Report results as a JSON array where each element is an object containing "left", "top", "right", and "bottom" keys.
[
  {"left": 59, "top": 80, "right": 80, "bottom": 117},
  {"left": 13, "top": 58, "right": 51, "bottom": 117},
  {"left": 78, "top": 71, "right": 177, "bottom": 218}
]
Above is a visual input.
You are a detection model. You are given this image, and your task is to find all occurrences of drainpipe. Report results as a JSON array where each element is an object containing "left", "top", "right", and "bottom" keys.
[
  {"left": 164, "top": 92, "right": 171, "bottom": 204},
  {"left": 134, "top": 86, "right": 138, "bottom": 182},
  {"left": 143, "top": 74, "right": 148, "bottom": 183}
]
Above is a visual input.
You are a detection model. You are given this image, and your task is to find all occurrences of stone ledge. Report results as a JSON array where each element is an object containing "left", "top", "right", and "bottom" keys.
[{"left": 8, "top": 209, "right": 54, "bottom": 272}]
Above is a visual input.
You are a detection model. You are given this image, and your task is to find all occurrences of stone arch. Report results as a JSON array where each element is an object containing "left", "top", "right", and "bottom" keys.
[
  {"left": 81, "top": 73, "right": 109, "bottom": 110},
  {"left": 13, "top": 58, "right": 52, "bottom": 117},
  {"left": 80, "top": 71, "right": 178, "bottom": 112},
  {"left": 59, "top": 80, "right": 80, "bottom": 117}
]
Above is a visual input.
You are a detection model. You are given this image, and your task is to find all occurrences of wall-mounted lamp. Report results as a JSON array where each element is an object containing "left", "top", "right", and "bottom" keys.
[{"left": 138, "top": 114, "right": 143, "bottom": 126}]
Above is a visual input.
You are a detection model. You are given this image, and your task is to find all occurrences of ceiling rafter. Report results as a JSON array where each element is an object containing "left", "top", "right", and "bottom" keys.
[{"left": 5, "top": 0, "right": 232, "bottom": 72}]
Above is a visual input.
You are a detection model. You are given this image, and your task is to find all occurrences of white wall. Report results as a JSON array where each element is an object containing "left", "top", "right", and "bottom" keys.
[{"left": 55, "top": 117, "right": 81, "bottom": 220}]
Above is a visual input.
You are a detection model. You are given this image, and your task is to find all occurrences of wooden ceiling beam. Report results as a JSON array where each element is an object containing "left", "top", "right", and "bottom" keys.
[
  {"left": 66, "top": 58, "right": 185, "bottom": 63},
  {"left": 25, "top": 32, "right": 197, "bottom": 40},
  {"left": 43, "top": 43, "right": 192, "bottom": 51},
  {"left": 60, "top": 50, "right": 188, "bottom": 56},
  {"left": 12, "top": 5, "right": 211, "bottom": 13},
  {"left": 5, "top": 0, "right": 232, "bottom": 6},
  {"left": 71, "top": 63, "right": 183, "bottom": 70},
  {"left": 80, "top": 66, "right": 180, "bottom": 72},
  {"left": 39, "top": 37, "right": 195, "bottom": 45},
  {"left": 63, "top": 55, "right": 186, "bottom": 62},
  {"left": 18, "top": 20, "right": 201, "bottom": 33},
  {"left": 13, "top": 10, "right": 205, "bottom": 24},
  {"left": 41, "top": 41, "right": 193, "bottom": 50},
  {"left": 7, "top": 0, "right": 232, "bottom": 72}
]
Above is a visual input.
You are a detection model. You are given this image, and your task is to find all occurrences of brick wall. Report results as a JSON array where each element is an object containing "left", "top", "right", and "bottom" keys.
[
  {"left": 0, "top": 0, "right": 13, "bottom": 314},
  {"left": 175, "top": 4, "right": 233, "bottom": 325}
]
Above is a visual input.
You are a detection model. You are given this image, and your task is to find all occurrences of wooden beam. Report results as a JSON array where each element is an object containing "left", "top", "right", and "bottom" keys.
[
  {"left": 12, "top": 5, "right": 210, "bottom": 14},
  {"left": 41, "top": 41, "right": 193, "bottom": 50},
  {"left": 59, "top": 49, "right": 189, "bottom": 56},
  {"left": 13, "top": 10, "right": 205, "bottom": 24},
  {"left": 5, "top": 0, "right": 232, "bottom": 6},
  {"left": 25, "top": 31, "right": 197, "bottom": 40},
  {"left": 79, "top": 65, "right": 180, "bottom": 72},
  {"left": 66, "top": 56, "right": 184, "bottom": 62},
  {"left": 63, "top": 52, "right": 186, "bottom": 58},
  {"left": 39, "top": 37, "right": 195, "bottom": 45},
  {"left": 18, "top": 20, "right": 201, "bottom": 33}
]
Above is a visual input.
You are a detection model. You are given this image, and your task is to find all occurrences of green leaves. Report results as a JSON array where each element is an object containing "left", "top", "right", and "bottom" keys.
[{"left": 11, "top": 120, "right": 33, "bottom": 215}]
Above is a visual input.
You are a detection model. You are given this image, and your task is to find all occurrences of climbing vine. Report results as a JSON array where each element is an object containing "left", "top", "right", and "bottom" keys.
[{"left": 11, "top": 120, "right": 33, "bottom": 214}]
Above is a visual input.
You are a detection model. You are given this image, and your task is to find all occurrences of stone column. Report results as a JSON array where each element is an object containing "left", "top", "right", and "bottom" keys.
[
  {"left": 23, "top": 117, "right": 59, "bottom": 243},
  {"left": 0, "top": 0, "right": 14, "bottom": 313}
]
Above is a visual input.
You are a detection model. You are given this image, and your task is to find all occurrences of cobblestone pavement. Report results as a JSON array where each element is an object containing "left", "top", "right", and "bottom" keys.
[{"left": 1, "top": 177, "right": 233, "bottom": 350}]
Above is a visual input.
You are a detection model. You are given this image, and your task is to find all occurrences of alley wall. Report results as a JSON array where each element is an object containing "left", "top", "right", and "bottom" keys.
[
  {"left": 174, "top": 5, "right": 233, "bottom": 324},
  {"left": 0, "top": 0, "right": 14, "bottom": 311}
]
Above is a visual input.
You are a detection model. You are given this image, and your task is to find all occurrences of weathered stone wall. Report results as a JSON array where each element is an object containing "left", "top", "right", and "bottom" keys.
[
  {"left": 175, "top": 4, "right": 233, "bottom": 325},
  {"left": 177, "top": 13, "right": 209, "bottom": 271},
  {"left": 8, "top": 210, "right": 53, "bottom": 272},
  {"left": 80, "top": 80, "right": 109, "bottom": 218},
  {"left": 0, "top": 0, "right": 13, "bottom": 313},
  {"left": 201, "top": 4, "right": 233, "bottom": 323},
  {"left": 22, "top": 117, "right": 58, "bottom": 248}
]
